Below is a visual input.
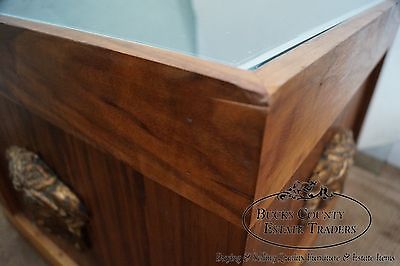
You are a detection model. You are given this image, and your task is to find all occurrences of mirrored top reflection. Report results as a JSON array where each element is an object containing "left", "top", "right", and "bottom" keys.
[{"left": 0, "top": 0, "right": 382, "bottom": 69}]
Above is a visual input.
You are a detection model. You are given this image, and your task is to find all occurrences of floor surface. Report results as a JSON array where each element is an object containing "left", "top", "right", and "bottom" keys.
[
  {"left": 303, "top": 165, "right": 400, "bottom": 265},
  {"left": 0, "top": 209, "right": 46, "bottom": 265}
]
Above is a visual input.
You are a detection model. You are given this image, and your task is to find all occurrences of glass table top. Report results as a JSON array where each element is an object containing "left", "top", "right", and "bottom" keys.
[{"left": 0, "top": 0, "right": 383, "bottom": 69}]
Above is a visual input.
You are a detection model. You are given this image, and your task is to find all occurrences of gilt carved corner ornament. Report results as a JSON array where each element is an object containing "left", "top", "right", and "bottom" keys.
[
  {"left": 306, "top": 129, "right": 356, "bottom": 211},
  {"left": 6, "top": 146, "right": 88, "bottom": 250}
]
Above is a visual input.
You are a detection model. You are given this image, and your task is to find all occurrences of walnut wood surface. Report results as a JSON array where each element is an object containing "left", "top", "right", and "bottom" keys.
[
  {"left": 0, "top": 1, "right": 398, "bottom": 228},
  {"left": 0, "top": 1, "right": 399, "bottom": 265},
  {"left": 244, "top": 59, "right": 386, "bottom": 265},
  {"left": 0, "top": 97, "right": 246, "bottom": 265},
  {"left": 0, "top": 15, "right": 266, "bottom": 99},
  {"left": 254, "top": 0, "right": 400, "bottom": 201},
  {"left": 0, "top": 18, "right": 268, "bottom": 226}
]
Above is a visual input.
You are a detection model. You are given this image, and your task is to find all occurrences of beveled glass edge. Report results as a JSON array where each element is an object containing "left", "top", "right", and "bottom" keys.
[{"left": 240, "top": 0, "right": 384, "bottom": 70}]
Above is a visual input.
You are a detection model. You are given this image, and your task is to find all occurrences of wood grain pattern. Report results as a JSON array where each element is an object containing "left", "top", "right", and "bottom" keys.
[
  {"left": 0, "top": 97, "right": 247, "bottom": 265},
  {"left": 0, "top": 19, "right": 268, "bottom": 226},
  {"left": 0, "top": 1, "right": 399, "bottom": 265},
  {"left": 0, "top": 15, "right": 266, "bottom": 98},
  {"left": 335, "top": 55, "right": 386, "bottom": 140},
  {"left": 254, "top": 0, "right": 400, "bottom": 201},
  {"left": 0, "top": 1, "right": 398, "bottom": 228},
  {"left": 244, "top": 70, "right": 385, "bottom": 265}
]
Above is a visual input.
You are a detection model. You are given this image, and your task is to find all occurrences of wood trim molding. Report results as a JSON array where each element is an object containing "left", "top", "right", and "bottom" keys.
[
  {"left": 0, "top": 15, "right": 267, "bottom": 100},
  {"left": 255, "top": 0, "right": 399, "bottom": 92},
  {"left": 3, "top": 210, "right": 78, "bottom": 266}
]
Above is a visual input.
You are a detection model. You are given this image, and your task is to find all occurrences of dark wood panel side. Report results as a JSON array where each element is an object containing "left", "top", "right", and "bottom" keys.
[
  {"left": 293, "top": 55, "right": 386, "bottom": 181},
  {"left": 0, "top": 153, "right": 20, "bottom": 213},
  {"left": 0, "top": 171, "right": 19, "bottom": 213},
  {"left": 0, "top": 21, "right": 269, "bottom": 226},
  {"left": 0, "top": 96, "right": 247, "bottom": 266},
  {"left": 255, "top": 1, "right": 400, "bottom": 201},
  {"left": 244, "top": 57, "right": 388, "bottom": 265},
  {"left": 335, "top": 55, "right": 386, "bottom": 141}
]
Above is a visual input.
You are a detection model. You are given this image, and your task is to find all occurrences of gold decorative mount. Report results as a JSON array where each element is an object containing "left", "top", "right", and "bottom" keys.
[
  {"left": 305, "top": 129, "right": 356, "bottom": 211},
  {"left": 6, "top": 146, "right": 88, "bottom": 250}
]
